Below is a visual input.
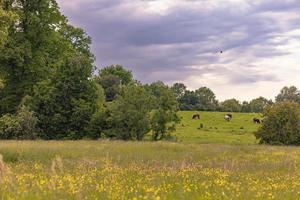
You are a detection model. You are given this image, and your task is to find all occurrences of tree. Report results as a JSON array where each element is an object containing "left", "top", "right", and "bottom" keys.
[
  {"left": 146, "top": 82, "right": 180, "bottom": 140},
  {"left": 97, "top": 65, "right": 134, "bottom": 101},
  {"left": 28, "top": 56, "right": 105, "bottom": 139},
  {"left": 0, "top": 0, "right": 15, "bottom": 48},
  {"left": 99, "top": 65, "right": 133, "bottom": 85},
  {"left": 249, "top": 97, "right": 273, "bottom": 113},
  {"left": 106, "top": 84, "right": 154, "bottom": 140},
  {"left": 179, "top": 91, "right": 199, "bottom": 110},
  {"left": 0, "top": 0, "right": 71, "bottom": 114},
  {"left": 95, "top": 75, "right": 121, "bottom": 102},
  {"left": 241, "top": 101, "right": 251, "bottom": 113},
  {"left": 195, "top": 87, "right": 218, "bottom": 111},
  {"left": 0, "top": 105, "right": 38, "bottom": 140},
  {"left": 255, "top": 101, "right": 300, "bottom": 145},
  {"left": 220, "top": 99, "right": 242, "bottom": 112},
  {"left": 276, "top": 86, "right": 300, "bottom": 104},
  {"left": 171, "top": 83, "right": 186, "bottom": 100}
]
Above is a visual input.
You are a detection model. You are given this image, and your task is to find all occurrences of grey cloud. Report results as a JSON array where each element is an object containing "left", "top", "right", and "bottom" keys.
[{"left": 58, "top": 0, "right": 300, "bottom": 93}]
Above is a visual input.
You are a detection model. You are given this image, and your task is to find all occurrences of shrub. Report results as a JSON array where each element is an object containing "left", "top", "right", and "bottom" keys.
[
  {"left": 16, "top": 106, "right": 38, "bottom": 139},
  {"left": 255, "top": 101, "right": 300, "bottom": 145},
  {"left": 0, "top": 114, "right": 20, "bottom": 139},
  {"left": 0, "top": 106, "right": 38, "bottom": 140}
]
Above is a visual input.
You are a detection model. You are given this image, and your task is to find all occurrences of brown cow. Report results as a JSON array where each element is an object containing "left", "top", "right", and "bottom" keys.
[
  {"left": 192, "top": 114, "right": 200, "bottom": 120},
  {"left": 253, "top": 118, "right": 261, "bottom": 124}
]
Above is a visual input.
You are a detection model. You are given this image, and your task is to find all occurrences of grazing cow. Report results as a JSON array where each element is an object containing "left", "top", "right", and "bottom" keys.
[
  {"left": 192, "top": 114, "right": 200, "bottom": 120},
  {"left": 253, "top": 118, "right": 261, "bottom": 124},
  {"left": 224, "top": 114, "right": 232, "bottom": 122},
  {"left": 226, "top": 114, "right": 233, "bottom": 119}
]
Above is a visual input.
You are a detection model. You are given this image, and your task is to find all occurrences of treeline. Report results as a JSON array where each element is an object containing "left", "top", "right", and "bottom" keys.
[
  {"left": 2, "top": 0, "right": 300, "bottom": 145},
  {"left": 0, "top": 0, "right": 179, "bottom": 140},
  {"left": 171, "top": 83, "right": 273, "bottom": 113}
]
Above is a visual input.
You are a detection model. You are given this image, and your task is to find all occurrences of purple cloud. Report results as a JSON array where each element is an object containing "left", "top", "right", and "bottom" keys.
[{"left": 57, "top": 0, "right": 300, "bottom": 100}]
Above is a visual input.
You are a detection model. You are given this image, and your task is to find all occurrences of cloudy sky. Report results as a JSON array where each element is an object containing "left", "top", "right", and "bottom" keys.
[{"left": 57, "top": 0, "right": 300, "bottom": 101}]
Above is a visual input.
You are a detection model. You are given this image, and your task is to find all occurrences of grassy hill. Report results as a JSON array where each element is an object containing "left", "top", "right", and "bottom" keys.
[{"left": 175, "top": 111, "right": 261, "bottom": 144}]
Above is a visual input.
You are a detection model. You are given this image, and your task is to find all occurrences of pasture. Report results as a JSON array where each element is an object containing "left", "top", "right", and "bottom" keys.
[
  {"left": 0, "top": 112, "right": 298, "bottom": 200},
  {"left": 175, "top": 111, "right": 261, "bottom": 144}
]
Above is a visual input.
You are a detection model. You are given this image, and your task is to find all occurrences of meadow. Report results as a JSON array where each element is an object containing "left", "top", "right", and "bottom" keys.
[{"left": 0, "top": 112, "right": 299, "bottom": 200}]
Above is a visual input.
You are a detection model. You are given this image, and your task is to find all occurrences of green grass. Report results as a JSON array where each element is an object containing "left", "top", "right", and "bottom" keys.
[
  {"left": 175, "top": 111, "right": 261, "bottom": 144},
  {"left": 0, "top": 112, "right": 298, "bottom": 200}
]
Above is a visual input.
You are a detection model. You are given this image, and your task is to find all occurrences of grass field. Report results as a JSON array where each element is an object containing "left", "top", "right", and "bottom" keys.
[
  {"left": 0, "top": 112, "right": 298, "bottom": 200},
  {"left": 175, "top": 111, "right": 261, "bottom": 144}
]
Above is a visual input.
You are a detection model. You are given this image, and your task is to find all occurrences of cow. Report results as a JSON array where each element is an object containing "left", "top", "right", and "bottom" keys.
[
  {"left": 226, "top": 114, "right": 233, "bottom": 119},
  {"left": 224, "top": 114, "right": 232, "bottom": 122},
  {"left": 253, "top": 118, "right": 261, "bottom": 124},
  {"left": 192, "top": 114, "right": 200, "bottom": 120}
]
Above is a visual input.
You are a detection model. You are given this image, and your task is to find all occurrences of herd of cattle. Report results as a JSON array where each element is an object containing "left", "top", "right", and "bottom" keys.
[{"left": 192, "top": 113, "right": 263, "bottom": 124}]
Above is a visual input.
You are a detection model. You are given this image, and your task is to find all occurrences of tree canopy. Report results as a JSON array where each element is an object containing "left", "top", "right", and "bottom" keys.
[
  {"left": 0, "top": 0, "right": 15, "bottom": 48},
  {"left": 255, "top": 101, "right": 300, "bottom": 145}
]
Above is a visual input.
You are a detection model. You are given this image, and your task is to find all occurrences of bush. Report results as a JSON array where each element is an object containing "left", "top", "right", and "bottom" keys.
[
  {"left": 0, "top": 114, "right": 20, "bottom": 139},
  {"left": 16, "top": 106, "right": 38, "bottom": 139},
  {"left": 255, "top": 101, "right": 300, "bottom": 145},
  {"left": 0, "top": 106, "right": 38, "bottom": 140}
]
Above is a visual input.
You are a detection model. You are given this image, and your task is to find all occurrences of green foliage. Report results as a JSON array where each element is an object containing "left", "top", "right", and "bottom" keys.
[
  {"left": 276, "top": 86, "right": 300, "bottom": 104},
  {"left": 0, "top": 0, "right": 70, "bottom": 113},
  {"left": 171, "top": 83, "right": 186, "bottom": 100},
  {"left": 220, "top": 99, "right": 242, "bottom": 112},
  {"left": 174, "top": 85, "right": 218, "bottom": 111},
  {"left": 99, "top": 65, "right": 133, "bottom": 85},
  {"left": 0, "top": 106, "right": 37, "bottom": 139},
  {"left": 16, "top": 106, "right": 38, "bottom": 139},
  {"left": 29, "top": 56, "right": 104, "bottom": 139},
  {"left": 106, "top": 84, "right": 154, "bottom": 140},
  {"left": 241, "top": 101, "right": 251, "bottom": 112},
  {"left": 249, "top": 97, "right": 273, "bottom": 113},
  {"left": 146, "top": 82, "right": 180, "bottom": 140},
  {"left": 96, "top": 65, "right": 134, "bottom": 102},
  {"left": 0, "top": 0, "right": 16, "bottom": 48},
  {"left": 95, "top": 74, "right": 121, "bottom": 102},
  {"left": 0, "top": 113, "right": 20, "bottom": 139},
  {"left": 195, "top": 87, "right": 218, "bottom": 111},
  {"left": 178, "top": 90, "right": 199, "bottom": 110},
  {"left": 255, "top": 101, "right": 300, "bottom": 145}
]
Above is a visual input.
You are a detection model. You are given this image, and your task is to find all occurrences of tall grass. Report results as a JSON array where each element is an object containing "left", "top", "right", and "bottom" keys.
[{"left": 0, "top": 141, "right": 299, "bottom": 199}]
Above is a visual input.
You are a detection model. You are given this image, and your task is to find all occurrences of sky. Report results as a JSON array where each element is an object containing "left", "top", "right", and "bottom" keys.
[{"left": 57, "top": 0, "right": 300, "bottom": 101}]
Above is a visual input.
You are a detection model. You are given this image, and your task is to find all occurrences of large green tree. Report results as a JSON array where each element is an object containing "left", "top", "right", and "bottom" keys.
[
  {"left": 179, "top": 90, "right": 199, "bottom": 110},
  {"left": 249, "top": 97, "right": 273, "bottom": 113},
  {"left": 276, "top": 86, "right": 300, "bottom": 104},
  {"left": 146, "top": 82, "right": 180, "bottom": 140},
  {"left": 255, "top": 101, "right": 300, "bottom": 145},
  {"left": 220, "top": 99, "right": 242, "bottom": 112},
  {"left": 28, "top": 56, "right": 104, "bottom": 139},
  {"left": 171, "top": 83, "right": 186, "bottom": 100},
  {"left": 106, "top": 83, "right": 153, "bottom": 140},
  {"left": 0, "top": 0, "right": 82, "bottom": 114},
  {"left": 0, "top": 0, "right": 103, "bottom": 139},
  {"left": 195, "top": 87, "right": 218, "bottom": 111}
]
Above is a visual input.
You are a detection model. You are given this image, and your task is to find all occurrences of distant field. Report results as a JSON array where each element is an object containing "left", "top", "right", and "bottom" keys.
[
  {"left": 1, "top": 141, "right": 300, "bottom": 199},
  {"left": 175, "top": 111, "right": 261, "bottom": 144}
]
